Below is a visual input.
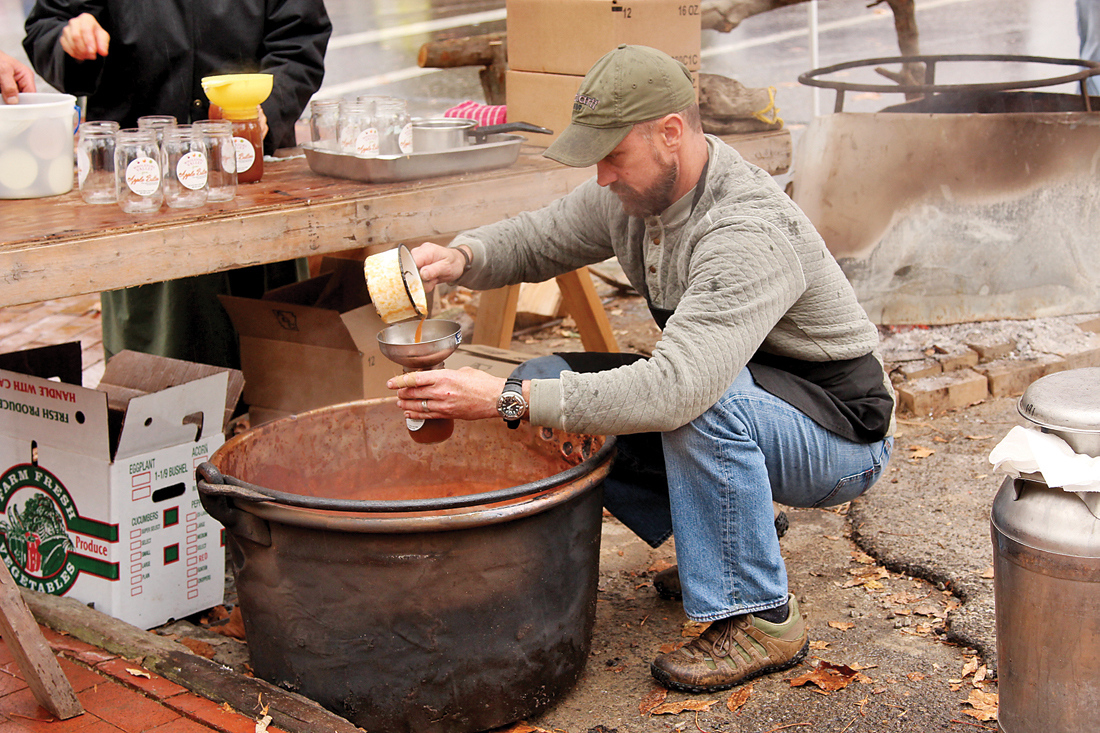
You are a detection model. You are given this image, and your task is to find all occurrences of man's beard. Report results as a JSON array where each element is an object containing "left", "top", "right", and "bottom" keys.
[{"left": 610, "top": 155, "right": 679, "bottom": 218}]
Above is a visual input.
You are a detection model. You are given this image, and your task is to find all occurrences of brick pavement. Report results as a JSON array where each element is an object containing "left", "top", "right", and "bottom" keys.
[
  {"left": 0, "top": 294, "right": 106, "bottom": 388},
  {"left": 0, "top": 625, "right": 282, "bottom": 733}
]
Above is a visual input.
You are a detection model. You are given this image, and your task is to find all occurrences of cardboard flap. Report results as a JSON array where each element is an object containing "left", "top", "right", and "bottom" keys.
[
  {"left": 0, "top": 366, "right": 110, "bottom": 460},
  {"left": 0, "top": 343, "right": 83, "bottom": 386},
  {"left": 99, "top": 351, "right": 243, "bottom": 432},
  {"left": 113, "top": 371, "right": 229, "bottom": 460},
  {"left": 338, "top": 305, "right": 389, "bottom": 356},
  {"left": 220, "top": 295, "right": 363, "bottom": 351},
  {"left": 264, "top": 257, "right": 370, "bottom": 313}
]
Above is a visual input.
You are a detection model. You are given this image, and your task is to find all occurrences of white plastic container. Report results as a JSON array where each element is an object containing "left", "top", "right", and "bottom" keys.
[{"left": 0, "top": 93, "right": 77, "bottom": 199}]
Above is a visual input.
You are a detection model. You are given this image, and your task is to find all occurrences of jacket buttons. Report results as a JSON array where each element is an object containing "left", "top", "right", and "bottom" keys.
[{"left": 648, "top": 265, "right": 657, "bottom": 274}]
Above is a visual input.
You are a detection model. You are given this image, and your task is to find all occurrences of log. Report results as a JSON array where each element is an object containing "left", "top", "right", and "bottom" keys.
[
  {"left": 0, "top": 561, "right": 83, "bottom": 720},
  {"left": 418, "top": 32, "right": 507, "bottom": 69}
]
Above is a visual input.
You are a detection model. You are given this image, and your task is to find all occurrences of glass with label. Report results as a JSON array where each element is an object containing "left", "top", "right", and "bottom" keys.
[
  {"left": 115, "top": 128, "right": 162, "bottom": 213},
  {"left": 376, "top": 98, "right": 413, "bottom": 155},
  {"left": 192, "top": 119, "right": 236, "bottom": 202},
  {"left": 337, "top": 100, "right": 379, "bottom": 157},
  {"left": 76, "top": 120, "right": 120, "bottom": 204},
  {"left": 309, "top": 99, "right": 340, "bottom": 150},
  {"left": 161, "top": 125, "right": 208, "bottom": 209}
]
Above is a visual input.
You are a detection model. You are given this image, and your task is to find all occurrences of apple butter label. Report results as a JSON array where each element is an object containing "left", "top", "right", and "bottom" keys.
[
  {"left": 355, "top": 128, "right": 380, "bottom": 157},
  {"left": 176, "top": 151, "right": 208, "bottom": 190},
  {"left": 0, "top": 464, "right": 118, "bottom": 595},
  {"left": 398, "top": 122, "right": 413, "bottom": 154},
  {"left": 125, "top": 156, "right": 160, "bottom": 196},
  {"left": 76, "top": 147, "right": 90, "bottom": 186},
  {"left": 233, "top": 136, "right": 256, "bottom": 172}
]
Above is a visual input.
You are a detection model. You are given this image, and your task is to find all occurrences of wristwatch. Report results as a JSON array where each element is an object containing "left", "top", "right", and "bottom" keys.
[{"left": 496, "top": 377, "right": 528, "bottom": 429}]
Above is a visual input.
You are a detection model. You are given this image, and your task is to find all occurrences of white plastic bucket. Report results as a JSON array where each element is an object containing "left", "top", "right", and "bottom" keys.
[{"left": 0, "top": 93, "right": 77, "bottom": 199}]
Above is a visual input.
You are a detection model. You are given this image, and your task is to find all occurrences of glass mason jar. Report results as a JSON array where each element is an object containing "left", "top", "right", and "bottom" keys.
[
  {"left": 309, "top": 98, "right": 340, "bottom": 150},
  {"left": 161, "top": 125, "right": 208, "bottom": 209},
  {"left": 192, "top": 119, "right": 236, "bottom": 202},
  {"left": 76, "top": 120, "right": 120, "bottom": 204},
  {"left": 337, "top": 100, "right": 379, "bottom": 157},
  {"left": 376, "top": 98, "right": 413, "bottom": 155},
  {"left": 115, "top": 128, "right": 162, "bottom": 213},
  {"left": 136, "top": 115, "right": 177, "bottom": 148}
]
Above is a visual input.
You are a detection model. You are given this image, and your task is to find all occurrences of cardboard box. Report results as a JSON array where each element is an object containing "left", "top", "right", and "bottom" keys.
[
  {"left": 448, "top": 344, "right": 531, "bottom": 377},
  {"left": 0, "top": 343, "right": 242, "bottom": 630},
  {"left": 220, "top": 258, "right": 395, "bottom": 425},
  {"left": 507, "top": 68, "right": 698, "bottom": 147},
  {"left": 506, "top": 0, "right": 701, "bottom": 76}
]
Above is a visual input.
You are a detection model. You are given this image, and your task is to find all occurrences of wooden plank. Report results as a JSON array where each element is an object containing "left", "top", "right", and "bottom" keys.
[
  {"left": 21, "top": 588, "right": 362, "bottom": 733},
  {"left": 472, "top": 285, "right": 521, "bottom": 348},
  {"left": 555, "top": 268, "right": 618, "bottom": 352},
  {"left": 719, "top": 129, "right": 792, "bottom": 176},
  {"left": 0, "top": 561, "right": 82, "bottom": 720}
]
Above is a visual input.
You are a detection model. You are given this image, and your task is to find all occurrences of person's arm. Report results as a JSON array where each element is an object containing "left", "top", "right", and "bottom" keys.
[
  {"left": 0, "top": 51, "right": 36, "bottom": 104},
  {"left": 23, "top": 0, "right": 109, "bottom": 97},
  {"left": 257, "top": 0, "right": 331, "bottom": 153}
]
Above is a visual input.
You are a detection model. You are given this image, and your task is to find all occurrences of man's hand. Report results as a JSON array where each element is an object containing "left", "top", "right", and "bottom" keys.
[
  {"left": 0, "top": 52, "right": 36, "bottom": 104},
  {"left": 411, "top": 242, "right": 471, "bottom": 291},
  {"left": 257, "top": 105, "right": 268, "bottom": 141},
  {"left": 60, "top": 13, "right": 110, "bottom": 62},
  {"left": 387, "top": 367, "right": 504, "bottom": 421}
]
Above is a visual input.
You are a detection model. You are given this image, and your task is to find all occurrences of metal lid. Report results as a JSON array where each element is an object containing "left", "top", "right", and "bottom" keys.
[{"left": 1018, "top": 367, "right": 1100, "bottom": 432}]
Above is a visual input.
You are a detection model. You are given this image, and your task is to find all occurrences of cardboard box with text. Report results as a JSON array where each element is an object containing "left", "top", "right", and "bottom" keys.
[{"left": 0, "top": 344, "right": 241, "bottom": 630}]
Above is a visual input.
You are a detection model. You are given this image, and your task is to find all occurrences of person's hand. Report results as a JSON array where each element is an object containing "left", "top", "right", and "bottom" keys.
[
  {"left": 257, "top": 105, "right": 268, "bottom": 141},
  {"left": 60, "top": 13, "right": 110, "bottom": 62},
  {"left": 387, "top": 367, "right": 505, "bottom": 421},
  {"left": 411, "top": 242, "right": 471, "bottom": 291},
  {"left": 0, "top": 52, "right": 36, "bottom": 104}
]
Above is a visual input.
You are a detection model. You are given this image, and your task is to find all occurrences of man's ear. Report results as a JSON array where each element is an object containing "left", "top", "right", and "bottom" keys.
[{"left": 657, "top": 113, "right": 686, "bottom": 152}]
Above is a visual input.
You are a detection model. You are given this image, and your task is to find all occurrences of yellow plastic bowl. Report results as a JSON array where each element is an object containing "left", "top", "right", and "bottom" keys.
[{"left": 201, "top": 74, "right": 273, "bottom": 118}]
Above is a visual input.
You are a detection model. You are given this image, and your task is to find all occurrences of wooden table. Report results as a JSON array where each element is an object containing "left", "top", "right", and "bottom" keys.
[{"left": 0, "top": 130, "right": 790, "bottom": 350}]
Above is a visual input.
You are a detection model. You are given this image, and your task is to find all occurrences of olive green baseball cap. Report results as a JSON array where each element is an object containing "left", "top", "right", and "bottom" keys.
[{"left": 544, "top": 44, "right": 696, "bottom": 168}]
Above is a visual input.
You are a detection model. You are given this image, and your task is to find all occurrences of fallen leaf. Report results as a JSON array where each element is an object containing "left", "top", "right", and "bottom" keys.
[
  {"left": 973, "top": 665, "right": 988, "bottom": 685},
  {"left": 851, "top": 550, "right": 876, "bottom": 565},
  {"left": 961, "top": 688, "right": 998, "bottom": 721},
  {"left": 809, "top": 640, "right": 831, "bottom": 650},
  {"left": 500, "top": 723, "right": 553, "bottom": 733},
  {"left": 639, "top": 687, "right": 668, "bottom": 715},
  {"left": 210, "top": 606, "right": 247, "bottom": 640},
  {"left": 967, "top": 434, "right": 993, "bottom": 441},
  {"left": 726, "top": 684, "right": 753, "bottom": 713},
  {"left": 883, "top": 591, "right": 924, "bottom": 605},
  {"left": 823, "top": 534, "right": 841, "bottom": 540},
  {"left": 933, "top": 436, "right": 948, "bottom": 443},
  {"left": 908, "top": 445, "right": 935, "bottom": 459},
  {"left": 950, "top": 683, "right": 962, "bottom": 691},
  {"left": 681, "top": 620, "right": 707, "bottom": 638},
  {"left": 125, "top": 668, "right": 152, "bottom": 679},
  {"left": 961, "top": 658, "right": 980, "bottom": 678},
  {"left": 913, "top": 604, "right": 939, "bottom": 617},
  {"left": 179, "top": 637, "right": 216, "bottom": 659},
  {"left": 863, "top": 579, "right": 885, "bottom": 590},
  {"left": 788, "top": 661, "right": 859, "bottom": 694},
  {"left": 658, "top": 640, "right": 686, "bottom": 654},
  {"left": 907, "top": 672, "right": 925, "bottom": 682},
  {"left": 980, "top": 567, "right": 995, "bottom": 579},
  {"left": 650, "top": 699, "right": 717, "bottom": 715},
  {"left": 828, "top": 621, "right": 855, "bottom": 631},
  {"left": 648, "top": 559, "right": 674, "bottom": 573},
  {"left": 202, "top": 605, "right": 231, "bottom": 625}
]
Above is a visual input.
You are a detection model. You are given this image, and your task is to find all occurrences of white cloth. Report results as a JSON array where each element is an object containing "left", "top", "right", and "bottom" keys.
[{"left": 990, "top": 425, "right": 1100, "bottom": 492}]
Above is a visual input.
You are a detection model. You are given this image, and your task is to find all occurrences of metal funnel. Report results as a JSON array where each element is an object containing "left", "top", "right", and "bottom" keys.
[{"left": 377, "top": 319, "right": 462, "bottom": 370}]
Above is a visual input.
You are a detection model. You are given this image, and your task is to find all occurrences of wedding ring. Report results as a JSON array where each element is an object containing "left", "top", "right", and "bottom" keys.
[{"left": 421, "top": 400, "right": 428, "bottom": 412}]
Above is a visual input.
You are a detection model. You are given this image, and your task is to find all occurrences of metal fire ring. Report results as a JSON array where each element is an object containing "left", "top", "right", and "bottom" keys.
[{"left": 798, "top": 53, "right": 1100, "bottom": 112}]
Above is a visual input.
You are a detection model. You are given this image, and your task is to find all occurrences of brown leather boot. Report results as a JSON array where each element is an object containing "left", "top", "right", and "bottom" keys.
[{"left": 650, "top": 595, "right": 808, "bottom": 692}]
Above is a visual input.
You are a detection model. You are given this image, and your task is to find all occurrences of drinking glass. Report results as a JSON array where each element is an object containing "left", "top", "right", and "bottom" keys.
[
  {"left": 161, "top": 125, "right": 208, "bottom": 209},
  {"left": 76, "top": 120, "right": 120, "bottom": 204},
  {"left": 115, "top": 128, "right": 162, "bottom": 213}
]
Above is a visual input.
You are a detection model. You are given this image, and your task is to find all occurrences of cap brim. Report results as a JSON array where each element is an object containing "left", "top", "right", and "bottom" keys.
[{"left": 543, "top": 122, "right": 632, "bottom": 168}]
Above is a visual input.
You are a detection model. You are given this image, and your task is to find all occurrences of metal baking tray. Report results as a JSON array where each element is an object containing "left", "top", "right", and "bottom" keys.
[{"left": 302, "top": 134, "right": 525, "bottom": 183}]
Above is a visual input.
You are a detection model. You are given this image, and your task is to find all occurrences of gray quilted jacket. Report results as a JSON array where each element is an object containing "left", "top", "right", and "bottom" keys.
[{"left": 453, "top": 136, "right": 895, "bottom": 436}]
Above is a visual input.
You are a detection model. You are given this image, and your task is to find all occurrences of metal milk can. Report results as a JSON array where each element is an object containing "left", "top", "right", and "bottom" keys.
[{"left": 991, "top": 367, "right": 1100, "bottom": 733}]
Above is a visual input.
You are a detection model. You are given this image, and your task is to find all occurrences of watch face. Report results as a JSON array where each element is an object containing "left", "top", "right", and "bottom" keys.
[{"left": 497, "top": 393, "right": 526, "bottom": 420}]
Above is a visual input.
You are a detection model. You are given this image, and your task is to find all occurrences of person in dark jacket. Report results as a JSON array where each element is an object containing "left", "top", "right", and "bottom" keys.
[{"left": 23, "top": 0, "right": 332, "bottom": 369}]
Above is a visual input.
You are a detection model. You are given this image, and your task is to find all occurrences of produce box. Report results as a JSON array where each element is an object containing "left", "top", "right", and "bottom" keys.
[
  {"left": 506, "top": 68, "right": 698, "bottom": 148},
  {"left": 506, "top": 0, "right": 701, "bottom": 76},
  {"left": 0, "top": 343, "right": 242, "bottom": 630},
  {"left": 220, "top": 257, "right": 393, "bottom": 426}
]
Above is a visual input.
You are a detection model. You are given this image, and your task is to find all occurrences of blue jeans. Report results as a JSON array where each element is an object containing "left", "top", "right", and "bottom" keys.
[{"left": 513, "top": 356, "right": 893, "bottom": 622}]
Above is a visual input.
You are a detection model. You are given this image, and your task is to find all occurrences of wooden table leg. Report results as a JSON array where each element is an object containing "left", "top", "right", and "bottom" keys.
[
  {"left": 0, "top": 561, "right": 83, "bottom": 720},
  {"left": 556, "top": 268, "right": 619, "bottom": 353},
  {"left": 471, "top": 284, "right": 521, "bottom": 348}
]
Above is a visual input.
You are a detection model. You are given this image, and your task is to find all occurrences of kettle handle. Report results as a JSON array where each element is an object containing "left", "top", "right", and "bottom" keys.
[{"left": 195, "top": 463, "right": 272, "bottom": 546}]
